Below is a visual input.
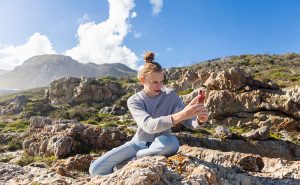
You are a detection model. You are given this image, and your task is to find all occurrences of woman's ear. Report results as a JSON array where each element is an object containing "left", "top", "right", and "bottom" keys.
[{"left": 139, "top": 76, "right": 145, "bottom": 84}]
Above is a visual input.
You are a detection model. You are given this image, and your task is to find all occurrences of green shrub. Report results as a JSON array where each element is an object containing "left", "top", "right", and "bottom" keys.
[
  {"left": 229, "top": 126, "right": 246, "bottom": 134},
  {"left": 98, "top": 76, "right": 118, "bottom": 84},
  {"left": 2, "top": 119, "right": 29, "bottom": 133},
  {"left": 99, "top": 122, "right": 118, "bottom": 128},
  {"left": 90, "top": 115, "right": 102, "bottom": 122},
  {"left": 7, "top": 139, "right": 22, "bottom": 151},
  {"left": 178, "top": 89, "right": 193, "bottom": 95},
  {"left": 269, "top": 132, "right": 282, "bottom": 140},
  {"left": 49, "top": 109, "right": 70, "bottom": 119},
  {"left": 249, "top": 59, "right": 260, "bottom": 66},
  {"left": 117, "top": 119, "right": 135, "bottom": 126},
  {"left": 66, "top": 104, "right": 98, "bottom": 121},
  {"left": 16, "top": 154, "right": 57, "bottom": 167},
  {"left": 0, "top": 154, "right": 14, "bottom": 163},
  {"left": 31, "top": 182, "right": 41, "bottom": 185},
  {"left": 0, "top": 122, "right": 5, "bottom": 131},
  {"left": 16, "top": 154, "right": 35, "bottom": 166},
  {"left": 86, "top": 119, "right": 98, "bottom": 125},
  {"left": 22, "top": 100, "right": 54, "bottom": 117},
  {"left": 289, "top": 76, "right": 300, "bottom": 82},
  {"left": 115, "top": 93, "right": 134, "bottom": 107}
]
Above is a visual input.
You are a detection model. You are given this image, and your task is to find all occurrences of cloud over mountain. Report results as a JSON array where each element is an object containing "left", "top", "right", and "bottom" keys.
[
  {"left": 0, "top": 33, "right": 55, "bottom": 70},
  {"left": 65, "top": 0, "right": 138, "bottom": 69},
  {"left": 0, "top": 0, "right": 164, "bottom": 71}
]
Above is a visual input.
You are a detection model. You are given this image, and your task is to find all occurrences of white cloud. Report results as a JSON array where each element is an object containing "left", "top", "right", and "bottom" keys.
[
  {"left": 0, "top": 32, "right": 56, "bottom": 71},
  {"left": 65, "top": 0, "right": 139, "bottom": 69},
  {"left": 166, "top": 47, "right": 173, "bottom": 52},
  {"left": 149, "top": 0, "right": 163, "bottom": 15},
  {"left": 133, "top": 32, "right": 142, "bottom": 38},
  {"left": 130, "top": 11, "right": 137, "bottom": 18},
  {"left": 78, "top": 14, "right": 91, "bottom": 24}
]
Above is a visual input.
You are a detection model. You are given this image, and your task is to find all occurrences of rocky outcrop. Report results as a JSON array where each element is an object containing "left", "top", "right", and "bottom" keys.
[
  {"left": 203, "top": 68, "right": 300, "bottom": 129},
  {"left": 89, "top": 155, "right": 223, "bottom": 185},
  {"left": 52, "top": 154, "right": 98, "bottom": 173},
  {"left": 175, "top": 132, "right": 300, "bottom": 160},
  {"left": 204, "top": 67, "right": 274, "bottom": 91},
  {"left": 178, "top": 145, "right": 300, "bottom": 184},
  {"left": 0, "top": 95, "right": 28, "bottom": 116},
  {"left": 0, "top": 162, "right": 89, "bottom": 185},
  {"left": 99, "top": 105, "right": 127, "bottom": 115},
  {"left": 242, "top": 126, "right": 270, "bottom": 141},
  {"left": 22, "top": 116, "right": 130, "bottom": 158},
  {"left": 89, "top": 145, "right": 300, "bottom": 185},
  {"left": 180, "top": 67, "right": 300, "bottom": 133},
  {"left": 166, "top": 68, "right": 211, "bottom": 92},
  {"left": 2, "top": 143, "right": 300, "bottom": 184},
  {"left": 45, "top": 76, "right": 125, "bottom": 105}
]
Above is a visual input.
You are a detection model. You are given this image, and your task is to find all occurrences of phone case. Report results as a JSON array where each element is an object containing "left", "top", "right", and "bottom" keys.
[{"left": 198, "top": 89, "right": 205, "bottom": 104}]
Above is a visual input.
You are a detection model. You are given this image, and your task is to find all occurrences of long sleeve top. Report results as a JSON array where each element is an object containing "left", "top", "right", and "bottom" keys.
[{"left": 127, "top": 88, "right": 201, "bottom": 142}]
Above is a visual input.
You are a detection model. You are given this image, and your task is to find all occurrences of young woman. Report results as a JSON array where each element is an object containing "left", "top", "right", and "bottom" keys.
[{"left": 89, "top": 51, "right": 208, "bottom": 176}]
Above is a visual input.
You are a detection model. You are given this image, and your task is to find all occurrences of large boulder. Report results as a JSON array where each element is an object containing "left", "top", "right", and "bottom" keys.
[
  {"left": 179, "top": 67, "right": 300, "bottom": 132},
  {"left": 23, "top": 116, "right": 130, "bottom": 158},
  {"left": 0, "top": 95, "right": 28, "bottom": 116},
  {"left": 45, "top": 76, "right": 125, "bottom": 105}
]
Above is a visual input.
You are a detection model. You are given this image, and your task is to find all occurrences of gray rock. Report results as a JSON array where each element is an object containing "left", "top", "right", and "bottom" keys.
[
  {"left": 99, "top": 105, "right": 126, "bottom": 115},
  {"left": 46, "top": 76, "right": 125, "bottom": 105},
  {"left": 242, "top": 126, "right": 270, "bottom": 141},
  {"left": 215, "top": 125, "right": 232, "bottom": 139},
  {"left": 23, "top": 117, "right": 129, "bottom": 158},
  {"left": 30, "top": 116, "right": 52, "bottom": 128},
  {"left": 0, "top": 95, "right": 28, "bottom": 116}
]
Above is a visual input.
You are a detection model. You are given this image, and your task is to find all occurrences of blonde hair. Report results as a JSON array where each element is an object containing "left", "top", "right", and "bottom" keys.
[{"left": 138, "top": 51, "right": 163, "bottom": 80}]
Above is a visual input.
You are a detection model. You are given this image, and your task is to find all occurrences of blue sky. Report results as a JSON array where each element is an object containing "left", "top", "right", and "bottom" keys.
[{"left": 0, "top": 0, "right": 299, "bottom": 71}]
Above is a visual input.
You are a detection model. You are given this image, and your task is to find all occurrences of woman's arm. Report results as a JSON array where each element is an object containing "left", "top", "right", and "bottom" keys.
[
  {"left": 127, "top": 96, "right": 174, "bottom": 134},
  {"left": 171, "top": 95, "right": 203, "bottom": 125},
  {"left": 172, "top": 95, "right": 208, "bottom": 129}
]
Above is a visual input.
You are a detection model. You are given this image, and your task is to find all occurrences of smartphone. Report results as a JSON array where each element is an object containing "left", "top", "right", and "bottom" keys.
[{"left": 198, "top": 89, "right": 205, "bottom": 104}]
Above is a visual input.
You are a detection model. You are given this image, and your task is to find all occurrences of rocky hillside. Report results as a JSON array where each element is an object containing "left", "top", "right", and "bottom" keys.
[
  {"left": 164, "top": 53, "right": 300, "bottom": 90},
  {"left": 0, "top": 116, "right": 299, "bottom": 184},
  {"left": 0, "top": 54, "right": 137, "bottom": 90},
  {"left": 0, "top": 53, "right": 299, "bottom": 185}
]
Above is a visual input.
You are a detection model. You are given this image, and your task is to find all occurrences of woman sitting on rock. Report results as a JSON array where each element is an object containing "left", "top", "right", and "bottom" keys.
[{"left": 89, "top": 51, "right": 208, "bottom": 176}]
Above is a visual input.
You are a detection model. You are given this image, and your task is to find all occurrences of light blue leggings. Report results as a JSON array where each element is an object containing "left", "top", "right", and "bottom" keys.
[{"left": 89, "top": 134, "right": 179, "bottom": 176}]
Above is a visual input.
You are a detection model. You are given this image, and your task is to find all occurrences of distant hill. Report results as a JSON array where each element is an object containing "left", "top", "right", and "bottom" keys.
[
  {"left": 0, "top": 88, "right": 19, "bottom": 95},
  {"left": 0, "top": 54, "right": 137, "bottom": 90}
]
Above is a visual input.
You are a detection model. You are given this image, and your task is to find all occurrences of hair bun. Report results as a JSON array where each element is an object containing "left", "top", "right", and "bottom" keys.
[{"left": 144, "top": 51, "right": 155, "bottom": 63}]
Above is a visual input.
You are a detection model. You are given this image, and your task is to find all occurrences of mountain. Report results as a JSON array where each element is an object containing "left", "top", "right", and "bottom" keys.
[{"left": 0, "top": 54, "right": 137, "bottom": 90}]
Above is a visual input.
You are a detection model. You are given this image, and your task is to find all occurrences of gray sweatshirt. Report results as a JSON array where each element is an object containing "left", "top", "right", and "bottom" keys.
[{"left": 127, "top": 88, "right": 201, "bottom": 142}]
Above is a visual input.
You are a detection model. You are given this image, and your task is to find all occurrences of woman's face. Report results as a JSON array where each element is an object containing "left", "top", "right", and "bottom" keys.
[{"left": 141, "top": 71, "right": 164, "bottom": 97}]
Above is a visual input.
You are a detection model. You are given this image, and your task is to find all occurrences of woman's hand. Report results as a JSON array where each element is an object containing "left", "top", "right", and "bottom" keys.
[
  {"left": 182, "top": 96, "right": 204, "bottom": 119},
  {"left": 172, "top": 96, "right": 203, "bottom": 125},
  {"left": 196, "top": 106, "right": 208, "bottom": 124}
]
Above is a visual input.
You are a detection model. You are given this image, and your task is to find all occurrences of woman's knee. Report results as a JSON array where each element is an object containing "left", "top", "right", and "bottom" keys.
[
  {"left": 89, "top": 141, "right": 138, "bottom": 176},
  {"left": 156, "top": 135, "right": 179, "bottom": 155},
  {"left": 89, "top": 161, "right": 103, "bottom": 176}
]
